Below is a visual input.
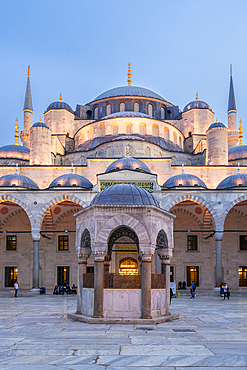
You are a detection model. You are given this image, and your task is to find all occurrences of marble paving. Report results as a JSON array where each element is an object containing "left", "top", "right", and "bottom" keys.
[{"left": 0, "top": 292, "right": 247, "bottom": 369}]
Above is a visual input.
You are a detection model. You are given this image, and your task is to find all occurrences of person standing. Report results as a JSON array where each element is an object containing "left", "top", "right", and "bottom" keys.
[
  {"left": 223, "top": 283, "right": 229, "bottom": 300},
  {"left": 14, "top": 281, "right": 19, "bottom": 297}
]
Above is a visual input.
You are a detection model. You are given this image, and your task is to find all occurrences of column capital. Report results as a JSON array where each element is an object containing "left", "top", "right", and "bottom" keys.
[
  {"left": 93, "top": 250, "right": 107, "bottom": 261},
  {"left": 215, "top": 231, "right": 224, "bottom": 241},
  {"left": 140, "top": 250, "right": 153, "bottom": 261},
  {"left": 77, "top": 247, "right": 91, "bottom": 260},
  {"left": 157, "top": 248, "right": 172, "bottom": 261}
]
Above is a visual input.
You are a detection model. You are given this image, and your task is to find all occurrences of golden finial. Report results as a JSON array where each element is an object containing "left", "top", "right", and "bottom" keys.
[
  {"left": 216, "top": 117, "right": 218, "bottom": 123},
  {"left": 238, "top": 119, "right": 244, "bottom": 146},
  {"left": 28, "top": 65, "right": 30, "bottom": 77},
  {"left": 230, "top": 64, "right": 232, "bottom": 76},
  {"left": 196, "top": 92, "right": 199, "bottom": 101},
  {"left": 39, "top": 117, "right": 42, "bottom": 123},
  {"left": 13, "top": 118, "right": 20, "bottom": 146},
  {"left": 59, "top": 93, "right": 62, "bottom": 102},
  {"left": 127, "top": 63, "right": 132, "bottom": 86}
]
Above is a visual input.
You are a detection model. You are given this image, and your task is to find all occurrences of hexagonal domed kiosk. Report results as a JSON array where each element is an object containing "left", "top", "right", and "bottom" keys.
[{"left": 69, "top": 184, "right": 178, "bottom": 324}]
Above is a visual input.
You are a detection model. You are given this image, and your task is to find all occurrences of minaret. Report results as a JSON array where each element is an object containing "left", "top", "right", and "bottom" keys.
[
  {"left": 228, "top": 65, "right": 238, "bottom": 149},
  {"left": 20, "top": 66, "right": 33, "bottom": 148}
]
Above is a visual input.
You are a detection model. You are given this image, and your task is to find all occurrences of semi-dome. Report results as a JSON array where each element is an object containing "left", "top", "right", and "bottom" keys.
[
  {"left": 207, "top": 121, "right": 226, "bottom": 132},
  {"left": 92, "top": 86, "right": 165, "bottom": 102},
  {"left": 101, "top": 111, "right": 152, "bottom": 120},
  {"left": 0, "top": 174, "right": 39, "bottom": 189},
  {"left": 48, "top": 173, "right": 93, "bottom": 189},
  {"left": 90, "top": 183, "right": 159, "bottom": 207},
  {"left": 105, "top": 157, "right": 151, "bottom": 174},
  {"left": 217, "top": 172, "right": 247, "bottom": 189},
  {"left": 32, "top": 121, "right": 49, "bottom": 129},
  {"left": 163, "top": 173, "right": 207, "bottom": 188},
  {"left": 183, "top": 98, "right": 212, "bottom": 113},
  {"left": 0, "top": 145, "right": 30, "bottom": 160},
  {"left": 228, "top": 145, "right": 247, "bottom": 161},
  {"left": 45, "top": 101, "right": 74, "bottom": 114}
]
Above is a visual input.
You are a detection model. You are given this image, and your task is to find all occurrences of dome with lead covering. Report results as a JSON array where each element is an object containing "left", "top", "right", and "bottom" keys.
[
  {"left": 163, "top": 173, "right": 207, "bottom": 188},
  {"left": 49, "top": 173, "right": 93, "bottom": 189},
  {"left": 228, "top": 145, "right": 247, "bottom": 161},
  {"left": 183, "top": 99, "right": 212, "bottom": 113},
  {"left": 207, "top": 121, "right": 226, "bottom": 132},
  {"left": 0, "top": 174, "right": 39, "bottom": 189},
  {"left": 105, "top": 157, "right": 151, "bottom": 174},
  {"left": 32, "top": 121, "right": 49, "bottom": 129},
  {"left": 0, "top": 145, "right": 30, "bottom": 160},
  {"left": 92, "top": 86, "right": 165, "bottom": 102},
  {"left": 45, "top": 101, "right": 74, "bottom": 114},
  {"left": 101, "top": 111, "right": 152, "bottom": 120},
  {"left": 216, "top": 172, "right": 247, "bottom": 189},
  {"left": 90, "top": 183, "right": 159, "bottom": 207}
]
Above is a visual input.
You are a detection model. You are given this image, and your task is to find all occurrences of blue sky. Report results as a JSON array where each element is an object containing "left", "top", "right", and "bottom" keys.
[{"left": 0, "top": 0, "right": 247, "bottom": 146}]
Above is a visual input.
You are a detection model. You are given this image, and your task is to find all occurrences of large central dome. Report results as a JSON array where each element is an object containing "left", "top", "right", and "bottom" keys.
[{"left": 92, "top": 86, "right": 165, "bottom": 102}]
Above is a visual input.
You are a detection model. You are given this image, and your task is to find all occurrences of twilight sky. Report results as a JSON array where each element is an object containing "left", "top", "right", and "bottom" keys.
[{"left": 0, "top": 0, "right": 247, "bottom": 147}]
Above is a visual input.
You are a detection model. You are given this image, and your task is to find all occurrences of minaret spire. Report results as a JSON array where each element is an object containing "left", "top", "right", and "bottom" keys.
[
  {"left": 23, "top": 66, "right": 33, "bottom": 112},
  {"left": 238, "top": 119, "right": 244, "bottom": 146},
  {"left": 13, "top": 118, "right": 20, "bottom": 146},
  {"left": 228, "top": 64, "right": 236, "bottom": 112},
  {"left": 227, "top": 64, "right": 238, "bottom": 149},
  {"left": 127, "top": 63, "right": 132, "bottom": 86}
]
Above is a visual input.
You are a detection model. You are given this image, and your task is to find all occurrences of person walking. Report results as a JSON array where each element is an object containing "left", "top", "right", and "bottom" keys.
[
  {"left": 14, "top": 281, "right": 19, "bottom": 297},
  {"left": 190, "top": 281, "right": 196, "bottom": 299},
  {"left": 223, "top": 283, "right": 229, "bottom": 300}
]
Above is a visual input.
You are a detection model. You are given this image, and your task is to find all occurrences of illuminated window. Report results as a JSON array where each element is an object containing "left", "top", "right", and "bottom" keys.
[
  {"left": 187, "top": 266, "right": 199, "bottom": 286},
  {"left": 239, "top": 266, "right": 247, "bottom": 287},
  {"left": 58, "top": 236, "right": 69, "bottom": 251},
  {"left": 99, "top": 124, "right": 105, "bottom": 136},
  {"left": 148, "top": 104, "right": 153, "bottom": 116},
  {"left": 6, "top": 236, "right": 17, "bottom": 250},
  {"left": 152, "top": 124, "right": 159, "bottom": 137},
  {"left": 187, "top": 235, "right": 198, "bottom": 250},
  {"left": 139, "top": 122, "right": 146, "bottom": 135},
  {"left": 106, "top": 104, "right": 111, "bottom": 116},
  {"left": 173, "top": 131, "right": 177, "bottom": 145},
  {"left": 5, "top": 266, "right": 18, "bottom": 287},
  {"left": 126, "top": 122, "right": 133, "bottom": 135},
  {"left": 179, "top": 136, "right": 182, "bottom": 148},
  {"left": 240, "top": 236, "right": 247, "bottom": 250},
  {"left": 88, "top": 127, "right": 94, "bottom": 140},
  {"left": 164, "top": 127, "right": 169, "bottom": 140},
  {"left": 161, "top": 107, "right": 165, "bottom": 120},
  {"left": 57, "top": 266, "right": 69, "bottom": 286},
  {"left": 94, "top": 107, "right": 98, "bottom": 120},
  {"left": 119, "top": 258, "right": 138, "bottom": 275},
  {"left": 120, "top": 102, "right": 125, "bottom": 112},
  {"left": 134, "top": 102, "right": 139, "bottom": 112}
]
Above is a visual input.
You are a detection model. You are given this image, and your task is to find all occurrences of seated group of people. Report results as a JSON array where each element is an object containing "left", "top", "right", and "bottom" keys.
[{"left": 53, "top": 284, "right": 77, "bottom": 295}]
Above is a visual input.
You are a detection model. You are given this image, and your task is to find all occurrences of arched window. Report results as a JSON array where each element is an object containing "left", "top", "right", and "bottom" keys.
[
  {"left": 164, "top": 127, "right": 169, "bottom": 141},
  {"left": 145, "top": 147, "right": 151, "bottom": 156},
  {"left": 167, "top": 110, "right": 172, "bottom": 119},
  {"left": 152, "top": 124, "right": 159, "bottom": 137},
  {"left": 148, "top": 104, "right": 153, "bottom": 117},
  {"left": 161, "top": 107, "right": 165, "bottom": 120},
  {"left": 126, "top": 122, "right": 133, "bottom": 135},
  {"left": 125, "top": 145, "right": 132, "bottom": 156},
  {"left": 179, "top": 136, "right": 182, "bottom": 148},
  {"left": 99, "top": 124, "right": 105, "bottom": 137},
  {"left": 139, "top": 122, "right": 146, "bottom": 135},
  {"left": 171, "top": 156, "right": 176, "bottom": 165},
  {"left": 106, "top": 104, "right": 111, "bottom": 116},
  {"left": 134, "top": 102, "right": 139, "bottom": 112},
  {"left": 94, "top": 107, "right": 98, "bottom": 120},
  {"left": 119, "top": 257, "right": 138, "bottom": 275},
  {"left": 173, "top": 131, "right": 177, "bottom": 145},
  {"left": 112, "top": 122, "right": 118, "bottom": 135},
  {"left": 88, "top": 127, "right": 94, "bottom": 140},
  {"left": 120, "top": 102, "right": 125, "bottom": 112}
]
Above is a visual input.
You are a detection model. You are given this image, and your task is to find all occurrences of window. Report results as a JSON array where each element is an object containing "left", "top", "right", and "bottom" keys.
[
  {"left": 179, "top": 136, "right": 182, "bottom": 148},
  {"left": 119, "top": 258, "right": 138, "bottom": 275},
  {"left": 88, "top": 127, "right": 94, "bottom": 140},
  {"left": 57, "top": 266, "right": 69, "bottom": 286},
  {"left": 148, "top": 104, "right": 153, "bottom": 117},
  {"left": 187, "top": 235, "right": 198, "bottom": 250},
  {"left": 145, "top": 147, "right": 151, "bottom": 156},
  {"left": 134, "top": 102, "right": 139, "bottom": 112},
  {"left": 152, "top": 124, "right": 159, "bottom": 137},
  {"left": 94, "top": 107, "right": 98, "bottom": 120},
  {"left": 6, "top": 236, "right": 17, "bottom": 250},
  {"left": 87, "top": 266, "right": 94, "bottom": 273},
  {"left": 139, "top": 122, "right": 146, "bottom": 135},
  {"left": 240, "top": 236, "right": 247, "bottom": 250},
  {"left": 239, "top": 266, "right": 247, "bottom": 287},
  {"left": 5, "top": 266, "right": 18, "bottom": 287},
  {"left": 187, "top": 266, "right": 199, "bottom": 287},
  {"left": 58, "top": 236, "right": 69, "bottom": 251},
  {"left": 173, "top": 131, "right": 177, "bottom": 145},
  {"left": 99, "top": 124, "right": 105, "bottom": 136},
  {"left": 164, "top": 127, "right": 170, "bottom": 141},
  {"left": 120, "top": 102, "right": 125, "bottom": 112},
  {"left": 126, "top": 122, "right": 133, "bottom": 135},
  {"left": 106, "top": 104, "right": 111, "bottom": 116},
  {"left": 112, "top": 123, "right": 118, "bottom": 135},
  {"left": 161, "top": 107, "right": 165, "bottom": 120},
  {"left": 170, "top": 266, "right": 174, "bottom": 282}
]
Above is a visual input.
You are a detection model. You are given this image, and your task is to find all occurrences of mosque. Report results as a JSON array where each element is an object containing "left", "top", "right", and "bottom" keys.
[{"left": 1, "top": 63, "right": 247, "bottom": 298}]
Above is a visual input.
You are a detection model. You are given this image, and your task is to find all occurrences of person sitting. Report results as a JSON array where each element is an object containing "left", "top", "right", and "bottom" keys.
[
  {"left": 53, "top": 285, "right": 59, "bottom": 295},
  {"left": 65, "top": 285, "right": 71, "bottom": 294},
  {"left": 71, "top": 284, "right": 77, "bottom": 294},
  {"left": 59, "top": 285, "right": 65, "bottom": 295},
  {"left": 40, "top": 285, "right": 46, "bottom": 295}
]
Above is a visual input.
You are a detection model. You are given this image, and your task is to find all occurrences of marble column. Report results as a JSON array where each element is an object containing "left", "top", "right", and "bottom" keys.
[
  {"left": 158, "top": 249, "right": 171, "bottom": 315},
  {"left": 33, "top": 240, "right": 39, "bottom": 288},
  {"left": 104, "top": 255, "right": 111, "bottom": 274},
  {"left": 141, "top": 253, "right": 152, "bottom": 319},
  {"left": 215, "top": 232, "right": 223, "bottom": 287},
  {"left": 93, "top": 251, "right": 106, "bottom": 318},
  {"left": 76, "top": 253, "right": 88, "bottom": 314}
]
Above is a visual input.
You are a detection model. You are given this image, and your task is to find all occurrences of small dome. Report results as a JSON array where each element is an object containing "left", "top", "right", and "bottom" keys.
[
  {"left": 163, "top": 173, "right": 207, "bottom": 188},
  {"left": 92, "top": 86, "right": 165, "bottom": 102},
  {"left": 90, "top": 183, "right": 159, "bottom": 207},
  {"left": 105, "top": 157, "right": 151, "bottom": 174},
  {"left": 48, "top": 173, "right": 93, "bottom": 189},
  {"left": 217, "top": 172, "right": 247, "bottom": 189},
  {"left": 101, "top": 111, "right": 152, "bottom": 120},
  {"left": 228, "top": 145, "right": 247, "bottom": 161},
  {"left": 207, "top": 121, "right": 226, "bottom": 132},
  {"left": 183, "top": 100, "right": 212, "bottom": 113},
  {"left": 45, "top": 101, "right": 74, "bottom": 114},
  {"left": 0, "top": 174, "right": 39, "bottom": 189},
  {"left": 0, "top": 145, "right": 30, "bottom": 161},
  {"left": 32, "top": 121, "right": 49, "bottom": 129}
]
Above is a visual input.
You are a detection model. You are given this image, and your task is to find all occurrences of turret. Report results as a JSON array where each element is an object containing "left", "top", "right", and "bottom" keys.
[
  {"left": 228, "top": 65, "right": 238, "bottom": 149},
  {"left": 20, "top": 66, "right": 33, "bottom": 148},
  {"left": 206, "top": 119, "right": 228, "bottom": 165},
  {"left": 30, "top": 119, "right": 51, "bottom": 165}
]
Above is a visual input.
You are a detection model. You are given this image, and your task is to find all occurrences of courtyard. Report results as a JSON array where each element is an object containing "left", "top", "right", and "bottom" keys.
[{"left": 0, "top": 293, "right": 247, "bottom": 369}]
